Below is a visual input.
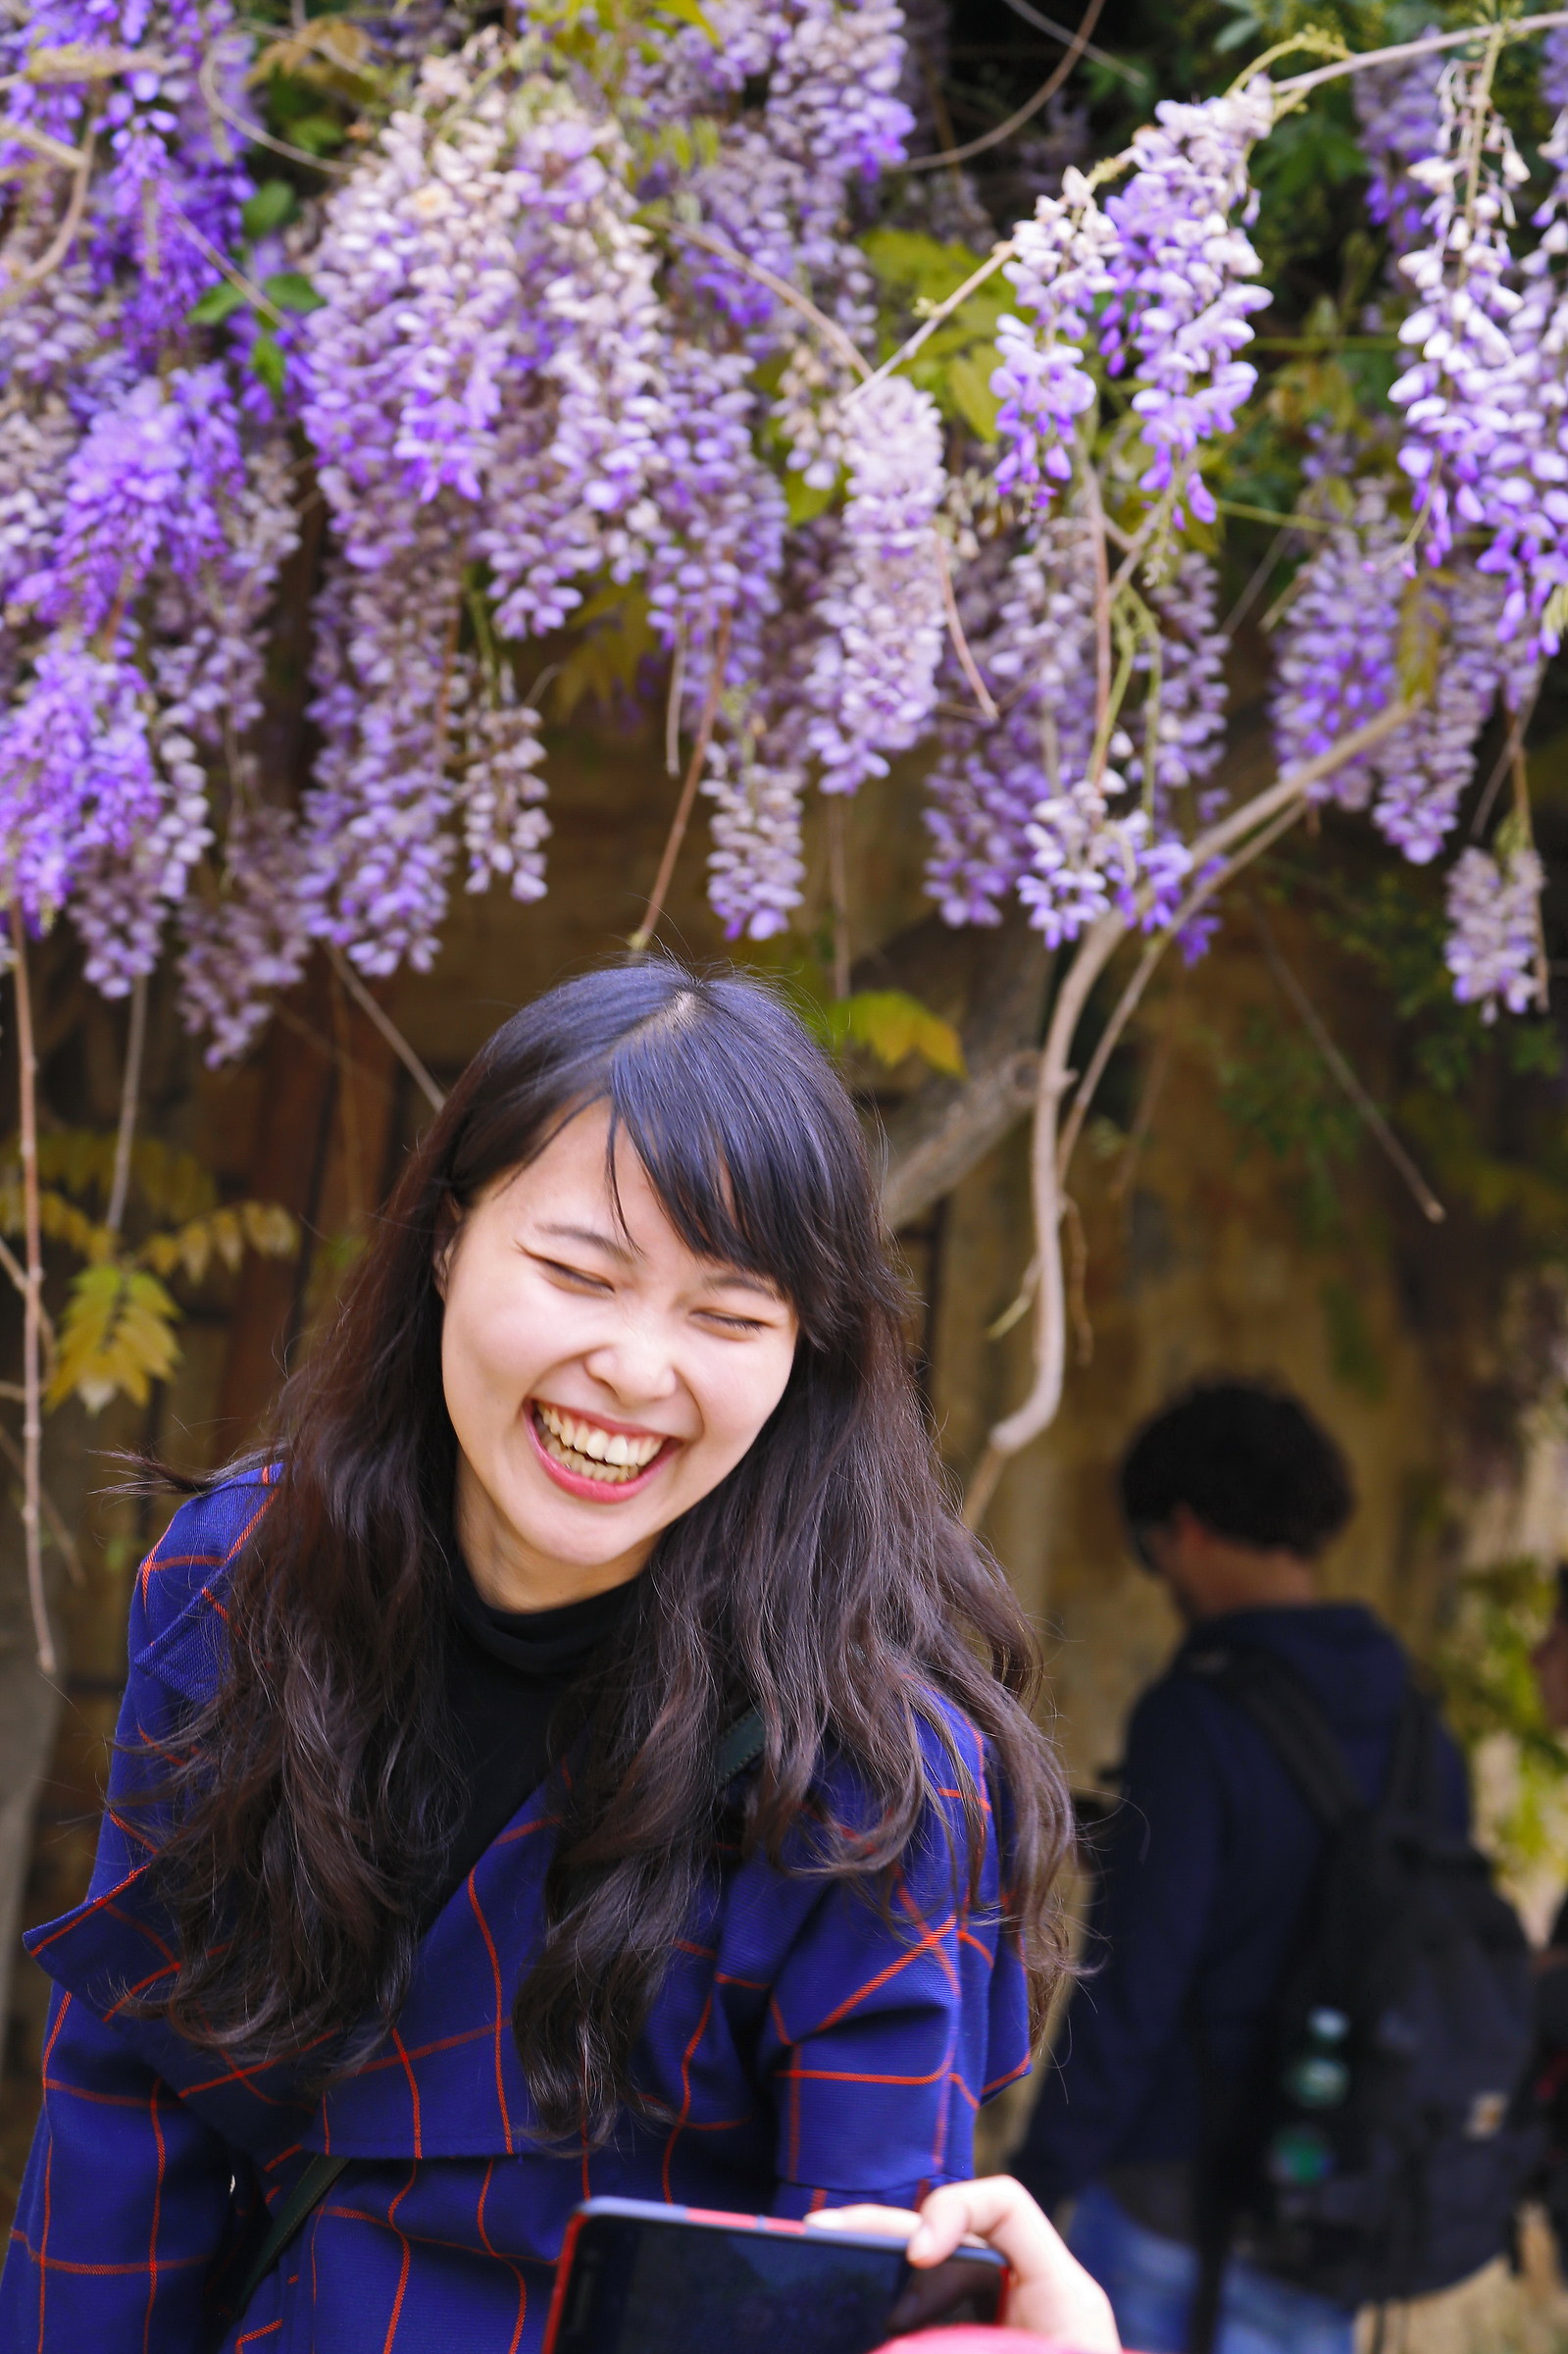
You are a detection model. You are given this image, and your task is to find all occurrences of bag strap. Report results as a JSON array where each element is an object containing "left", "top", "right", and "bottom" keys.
[
  {"left": 1184, "top": 1643, "right": 1366, "bottom": 1827},
  {"left": 232, "top": 2151, "right": 350, "bottom": 2319},
  {"left": 229, "top": 1708, "right": 767, "bottom": 2320}
]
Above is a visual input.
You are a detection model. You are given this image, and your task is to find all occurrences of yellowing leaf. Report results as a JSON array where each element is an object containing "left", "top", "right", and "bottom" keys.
[
  {"left": 828, "top": 991, "right": 966, "bottom": 1077},
  {"left": 240, "top": 1200, "right": 299, "bottom": 1257},
  {"left": 25, "top": 43, "right": 159, "bottom": 80},
  {"left": 47, "top": 1264, "right": 180, "bottom": 1413}
]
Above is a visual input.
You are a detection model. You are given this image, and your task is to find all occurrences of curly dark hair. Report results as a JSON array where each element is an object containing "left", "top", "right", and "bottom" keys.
[
  {"left": 1118, "top": 1377, "right": 1355, "bottom": 1561},
  {"left": 145, "top": 958, "right": 1072, "bottom": 2143}
]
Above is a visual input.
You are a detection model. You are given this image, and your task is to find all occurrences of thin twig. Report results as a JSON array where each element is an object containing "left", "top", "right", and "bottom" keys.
[
  {"left": 665, "top": 630, "right": 686, "bottom": 779},
  {"left": 0, "top": 133, "right": 93, "bottom": 306},
  {"left": 1247, "top": 896, "right": 1444, "bottom": 1224},
  {"left": 105, "top": 971, "right": 147, "bottom": 1242},
  {"left": 1510, "top": 730, "right": 1553, "bottom": 1017},
  {"left": 993, "top": 0, "right": 1143, "bottom": 85},
  {"left": 0, "top": 1420, "right": 82, "bottom": 1588},
  {"left": 1109, "top": 979, "right": 1181, "bottom": 1203},
  {"left": 630, "top": 610, "right": 733, "bottom": 954},
  {"left": 198, "top": 48, "right": 353, "bottom": 175},
  {"left": 11, "top": 912, "right": 55, "bottom": 1678},
  {"left": 1061, "top": 1193, "right": 1092, "bottom": 1365},
  {"left": 847, "top": 244, "right": 1015, "bottom": 404},
  {"left": 169, "top": 199, "right": 286, "bottom": 325},
  {"left": 1273, "top": 13, "right": 1568, "bottom": 103},
  {"left": 1473, "top": 687, "right": 1538, "bottom": 842},
  {"left": 962, "top": 905, "right": 1123, "bottom": 1529},
  {"left": 935, "top": 536, "right": 999, "bottom": 720},
  {"left": 1056, "top": 795, "right": 1306, "bottom": 1183},
  {"left": 902, "top": 0, "right": 1109, "bottom": 171},
  {"left": 828, "top": 797, "right": 851, "bottom": 1001},
  {"left": 326, "top": 947, "right": 446, "bottom": 1115},
  {"left": 662, "top": 222, "right": 871, "bottom": 382}
]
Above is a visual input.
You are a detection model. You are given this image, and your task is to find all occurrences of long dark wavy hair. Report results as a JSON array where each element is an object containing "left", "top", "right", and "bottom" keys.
[{"left": 151, "top": 958, "right": 1072, "bottom": 2141}]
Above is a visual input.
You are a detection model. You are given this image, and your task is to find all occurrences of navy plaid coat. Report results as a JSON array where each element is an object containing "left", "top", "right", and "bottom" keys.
[{"left": 2, "top": 1472, "right": 1032, "bottom": 2353}]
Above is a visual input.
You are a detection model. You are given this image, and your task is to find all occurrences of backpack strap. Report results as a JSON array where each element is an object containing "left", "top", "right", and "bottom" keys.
[
  {"left": 1184, "top": 1644, "right": 1365, "bottom": 1826},
  {"left": 229, "top": 1707, "right": 767, "bottom": 2321}
]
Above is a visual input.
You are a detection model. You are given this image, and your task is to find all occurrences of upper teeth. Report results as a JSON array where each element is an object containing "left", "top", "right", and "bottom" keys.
[{"left": 535, "top": 1404, "right": 663, "bottom": 1470}]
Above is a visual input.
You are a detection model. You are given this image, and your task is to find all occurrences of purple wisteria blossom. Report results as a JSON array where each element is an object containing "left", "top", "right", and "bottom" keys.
[
  {"left": 1099, "top": 79, "right": 1274, "bottom": 515},
  {"left": 992, "top": 171, "right": 1120, "bottom": 505},
  {"left": 1444, "top": 841, "right": 1544, "bottom": 1019},
  {"left": 702, "top": 523, "right": 835, "bottom": 940},
  {"left": 924, "top": 517, "right": 1097, "bottom": 924},
  {"left": 179, "top": 805, "right": 312, "bottom": 1066},
  {"left": 802, "top": 376, "right": 947, "bottom": 793},
  {"left": 1271, "top": 478, "right": 1404, "bottom": 810},
  {"left": 1353, "top": 39, "right": 1445, "bottom": 259},
  {"left": 1126, "top": 550, "right": 1229, "bottom": 807},
  {"left": 1391, "top": 58, "right": 1531, "bottom": 568}
]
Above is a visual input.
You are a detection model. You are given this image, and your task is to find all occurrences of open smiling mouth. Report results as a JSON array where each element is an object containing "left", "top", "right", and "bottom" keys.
[{"left": 530, "top": 1401, "right": 677, "bottom": 1494}]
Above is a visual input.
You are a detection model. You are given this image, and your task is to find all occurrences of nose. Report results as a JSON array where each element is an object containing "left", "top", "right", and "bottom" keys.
[{"left": 581, "top": 1308, "right": 681, "bottom": 1409}]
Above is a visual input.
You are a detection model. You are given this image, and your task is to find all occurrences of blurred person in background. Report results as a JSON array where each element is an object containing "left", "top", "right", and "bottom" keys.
[{"left": 1013, "top": 1380, "right": 1530, "bottom": 2354}]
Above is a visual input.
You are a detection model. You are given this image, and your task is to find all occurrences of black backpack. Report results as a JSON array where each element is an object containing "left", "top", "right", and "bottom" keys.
[{"left": 1184, "top": 1644, "right": 1541, "bottom": 2317}]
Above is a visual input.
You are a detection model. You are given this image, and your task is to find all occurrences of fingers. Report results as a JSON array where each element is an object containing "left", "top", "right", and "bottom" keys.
[
  {"left": 911, "top": 2177, "right": 1121, "bottom": 2353},
  {"left": 806, "top": 2205, "right": 923, "bottom": 2240}
]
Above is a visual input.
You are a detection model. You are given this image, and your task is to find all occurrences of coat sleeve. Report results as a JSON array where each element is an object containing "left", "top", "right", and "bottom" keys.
[
  {"left": 0, "top": 1504, "right": 258, "bottom": 2350},
  {"left": 1014, "top": 1676, "right": 1228, "bottom": 2207},
  {"left": 759, "top": 1725, "right": 1033, "bottom": 2217},
  {"left": 3, "top": 1987, "right": 258, "bottom": 2352}
]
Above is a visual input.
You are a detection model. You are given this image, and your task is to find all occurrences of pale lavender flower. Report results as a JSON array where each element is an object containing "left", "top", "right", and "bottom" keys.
[
  {"left": 803, "top": 376, "right": 946, "bottom": 793},
  {"left": 1100, "top": 80, "right": 1274, "bottom": 511},
  {"left": 178, "top": 803, "right": 313, "bottom": 1064},
  {"left": 1353, "top": 37, "right": 1445, "bottom": 259},
  {"left": 1444, "top": 841, "right": 1544, "bottom": 1019}
]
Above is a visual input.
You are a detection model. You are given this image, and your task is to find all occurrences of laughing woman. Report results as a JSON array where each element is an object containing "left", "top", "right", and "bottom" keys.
[{"left": 1, "top": 961, "right": 1070, "bottom": 2354}]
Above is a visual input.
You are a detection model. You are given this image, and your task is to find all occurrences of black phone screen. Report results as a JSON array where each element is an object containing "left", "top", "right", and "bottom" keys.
[{"left": 549, "top": 2202, "right": 1006, "bottom": 2354}]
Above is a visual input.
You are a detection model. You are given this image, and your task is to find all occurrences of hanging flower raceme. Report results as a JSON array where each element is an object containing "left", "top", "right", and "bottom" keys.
[
  {"left": 1444, "top": 839, "right": 1545, "bottom": 1019},
  {"left": 924, "top": 515, "right": 1098, "bottom": 925},
  {"left": 1270, "top": 476, "right": 1405, "bottom": 810},
  {"left": 1391, "top": 57, "right": 1531, "bottom": 569},
  {"left": 297, "top": 39, "right": 667, "bottom": 972},
  {"left": 991, "top": 171, "right": 1121, "bottom": 505},
  {"left": 1098, "top": 79, "right": 1274, "bottom": 519},
  {"left": 1125, "top": 550, "right": 1230, "bottom": 810},
  {"left": 802, "top": 375, "right": 947, "bottom": 793},
  {"left": 1353, "top": 40, "right": 1446, "bottom": 261}
]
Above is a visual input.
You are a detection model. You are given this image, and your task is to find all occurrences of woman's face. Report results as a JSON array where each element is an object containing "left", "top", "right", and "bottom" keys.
[{"left": 439, "top": 1102, "right": 800, "bottom": 1611}]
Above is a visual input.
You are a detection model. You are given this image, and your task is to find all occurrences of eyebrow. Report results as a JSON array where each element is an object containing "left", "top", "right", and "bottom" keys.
[{"left": 532, "top": 1223, "right": 783, "bottom": 1301}]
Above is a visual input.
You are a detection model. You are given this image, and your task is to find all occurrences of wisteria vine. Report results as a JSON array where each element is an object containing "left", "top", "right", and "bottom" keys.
[{"left": 0, "top": 7, "right": 1562, "bottom": 1052}]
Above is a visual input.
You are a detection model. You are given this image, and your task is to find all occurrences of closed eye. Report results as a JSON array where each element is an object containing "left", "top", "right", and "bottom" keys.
[
  {"left": 698, "top": 1309, "right": 769, "bottom": 1334},
  {"left": 531, "top": 1253, "right": 614, "bottom": 1293}
]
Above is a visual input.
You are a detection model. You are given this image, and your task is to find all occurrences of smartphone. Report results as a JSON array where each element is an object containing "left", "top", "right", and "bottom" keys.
[{"left": 542, "top": 2194, "right": 1008, "bottom": 2354}]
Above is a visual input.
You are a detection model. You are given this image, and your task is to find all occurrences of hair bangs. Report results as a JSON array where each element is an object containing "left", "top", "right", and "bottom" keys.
[{"left": 603, "top": 988, "right": 852, "bottom": 1344}]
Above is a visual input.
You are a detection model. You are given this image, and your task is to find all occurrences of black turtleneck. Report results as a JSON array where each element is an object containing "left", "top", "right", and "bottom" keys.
[{"left": 425, "top": 1561, "right": 636, "bottom": 1925}]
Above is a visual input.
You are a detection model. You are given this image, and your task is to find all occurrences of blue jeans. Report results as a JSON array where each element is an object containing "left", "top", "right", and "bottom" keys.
[{"left": 1067, "top": 2182, "right": 1356, "bottom": 2354}]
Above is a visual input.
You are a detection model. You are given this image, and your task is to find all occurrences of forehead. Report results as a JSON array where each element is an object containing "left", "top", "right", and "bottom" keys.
[{"left": 482, "top": 1106, "right": 778, "bottom": 1291}]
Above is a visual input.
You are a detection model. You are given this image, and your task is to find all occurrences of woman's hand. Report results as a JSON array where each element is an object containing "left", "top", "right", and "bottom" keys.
[{"left": 808, "top": 2175, "right": 1120, "bottom": 2351}]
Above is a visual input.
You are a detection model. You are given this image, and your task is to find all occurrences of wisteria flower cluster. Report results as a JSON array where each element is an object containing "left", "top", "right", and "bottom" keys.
[
  {"left": 993, "top": 80, "right": 1272, "bottom": 522},
  {"left": 0, "top": 0, "right": 1562, "bottom": 1072},
  {"left": 1444, "top": 840, "right": 1544, "bottom": 1020}
]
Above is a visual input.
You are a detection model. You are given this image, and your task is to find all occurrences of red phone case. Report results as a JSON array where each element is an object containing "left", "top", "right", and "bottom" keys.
[{"left": 540, "top": 2199, "right": 1011, "bottom": 2354}]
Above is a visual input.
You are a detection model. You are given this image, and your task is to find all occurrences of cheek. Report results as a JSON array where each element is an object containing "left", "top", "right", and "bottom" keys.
[{"left": 700, "top": 1337, "right": 796, "bottom": 1458}]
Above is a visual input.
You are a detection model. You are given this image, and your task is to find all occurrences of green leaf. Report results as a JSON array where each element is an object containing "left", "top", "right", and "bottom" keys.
[
  {"left": 825, "top": 991, "right": 967, "bottom": 1078},
  {"left": 242, "top": 179, "right": 296, "bottom": 236},
  {"left": 281, "top": 112, "right": 346, "bottom": 155},
  {"left": 784, "top": 470, "right": 836, "bottom": 526},
  {"left": 652, "top": 0, "right": 721, "bottom": 39},
  {"left": 944, "top": 352, "right": 1000, "bottom": 443},
  {"left": 262, "top": 269, "right": 325, "bottom": 315},
  {"left": 189, "top": 280, "right": 249, "bottom": 326},
  {"left": 250, "top": 329, "right": 286, "bottom": 397}
]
